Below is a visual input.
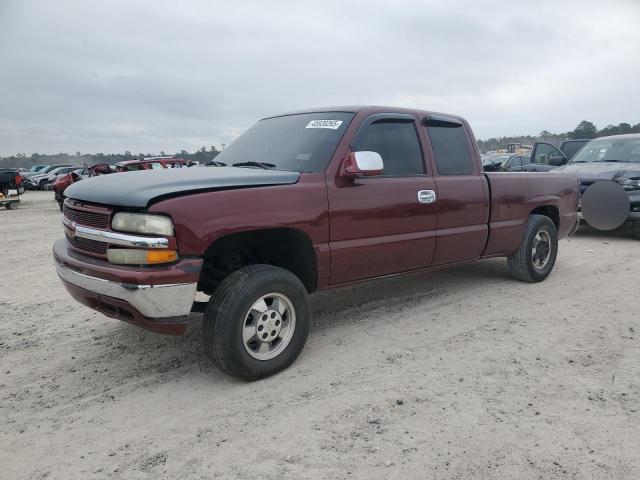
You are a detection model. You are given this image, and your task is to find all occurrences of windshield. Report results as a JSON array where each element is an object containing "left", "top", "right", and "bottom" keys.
[
  {"left": 214, "top": 112, "right": 355, "bottom": 173},
  {"left": 571, "top": 137, "right": 640, "bottom": 163}
]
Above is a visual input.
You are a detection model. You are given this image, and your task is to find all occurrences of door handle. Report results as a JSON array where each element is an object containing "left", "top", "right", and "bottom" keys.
[{"left": 417, "top": 190, "right": 436, "bottom": 204}]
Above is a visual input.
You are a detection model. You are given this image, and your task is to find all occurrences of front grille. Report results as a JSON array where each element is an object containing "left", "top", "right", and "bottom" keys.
[
  {"left": 63, "top": 205, "right": 109, "bottom": 228},
  {"left": 66, "top": 233, "right": 107, "bottom": 254}
]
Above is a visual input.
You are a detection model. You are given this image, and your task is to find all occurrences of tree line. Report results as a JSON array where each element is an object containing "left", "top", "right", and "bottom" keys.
[
  {"left": 477, "top": 120, "right": 640, "bottom": 153},
  {"left": 0, "top": 146, "right": 221, "bottom": 169},
  {"left": 2, "top": 119, "right": 639, "bottom": 168}
]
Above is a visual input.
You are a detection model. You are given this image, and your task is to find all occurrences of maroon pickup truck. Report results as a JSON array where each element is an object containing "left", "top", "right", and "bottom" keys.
[{"left": 54, "top": 106, "right": 579, "bottom": 380}]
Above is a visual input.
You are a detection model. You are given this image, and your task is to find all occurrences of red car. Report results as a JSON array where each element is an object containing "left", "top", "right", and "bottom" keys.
[
  {"left": 52, "top": 164, "right": 113, "bottom": 211},
  {"left": 54, "top": 106, "right": 579, "bottom": 380}
]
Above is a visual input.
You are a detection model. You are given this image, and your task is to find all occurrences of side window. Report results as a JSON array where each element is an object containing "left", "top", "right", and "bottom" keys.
[
  {"left": 352, "top": 121, "right": 424, "bottom": 176},
  {"left": 425, "top": 120, "right": 474, "bottom": 175},
  {"left": 510, "top": 156, "right": 522, "bottom": 168}
]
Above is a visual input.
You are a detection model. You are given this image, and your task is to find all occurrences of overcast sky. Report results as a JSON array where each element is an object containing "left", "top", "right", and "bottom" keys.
[{"left": 1, "top": 0, "right": 639, "bottom": 156}]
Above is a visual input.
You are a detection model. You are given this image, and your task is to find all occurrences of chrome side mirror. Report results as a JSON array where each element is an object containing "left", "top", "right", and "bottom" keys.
[{"left": 343, "top": 151, "right": 384, "bottom": 177}]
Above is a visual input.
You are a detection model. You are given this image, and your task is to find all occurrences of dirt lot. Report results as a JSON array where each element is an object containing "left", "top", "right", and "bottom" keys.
[{"left": 1, "top": 191, "right": 639, "bottom": 479}]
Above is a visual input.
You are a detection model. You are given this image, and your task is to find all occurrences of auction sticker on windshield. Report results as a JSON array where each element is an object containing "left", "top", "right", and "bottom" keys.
[{"left": 305, "top": 120, "right": 343, "bottom": 129}]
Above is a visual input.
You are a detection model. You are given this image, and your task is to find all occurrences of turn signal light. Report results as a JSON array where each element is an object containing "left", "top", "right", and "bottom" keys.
[
  {"left": 146, "top": 249, "right": 179, "bottom": 264},
  {"left": 107, "top": 248, "right": 178, "bottom": 265}
]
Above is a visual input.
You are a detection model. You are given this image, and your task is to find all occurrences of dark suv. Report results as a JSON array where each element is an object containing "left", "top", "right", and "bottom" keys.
[{"left": 553, "top": 134, "right": 640, "bottom": 238}]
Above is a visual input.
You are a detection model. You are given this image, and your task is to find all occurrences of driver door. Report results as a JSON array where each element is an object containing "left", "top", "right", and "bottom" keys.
[{"left": 327, "top": 114, "right": 438, "bottom": 285}]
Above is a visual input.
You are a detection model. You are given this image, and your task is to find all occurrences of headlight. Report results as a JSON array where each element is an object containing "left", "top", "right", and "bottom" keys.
[
  {"left": 111, "top": 213, "right": 174, "bottom": 236},
  {"left": 616, "top": 177, "right": 640, "bottom": 191},
  {"left": 107, "top": 248, "right": 178, "bottom": 265}
]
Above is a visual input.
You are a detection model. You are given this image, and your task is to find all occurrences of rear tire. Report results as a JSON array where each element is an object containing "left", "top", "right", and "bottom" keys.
[
  {"left": 508, "top": 214, "right": 558, "bottom": 282},
  {"left": 202, "top": 264, "right": 310, "bottom": 381},
  {"left": 6, "top": 202, "right": 18, "bottom": 210},
  {"left": 631, "top": 223, "right": 640, "bottom": 240}
]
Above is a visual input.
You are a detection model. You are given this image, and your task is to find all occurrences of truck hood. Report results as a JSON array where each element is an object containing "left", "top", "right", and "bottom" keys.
[
  {"left": 65, "top": 166, "right": 300, "bottom": 208},
  {"left": 553, "top": 162, "right": 640, "bottom": 181}
]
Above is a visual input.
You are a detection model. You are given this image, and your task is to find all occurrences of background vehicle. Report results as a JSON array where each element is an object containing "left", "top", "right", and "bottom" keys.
[
  {"left": 54, "top": 106, "right": 579, "bottom": 380},
  {"left": 26, "top": 164, "right": 74, "bottom": 189},
  {"left": 517, "top": 143, "right": 566, "bottom": 171},
  {"left": 553, "top": 133, "right": 640, "bottom": 238},
  {"left": 481, "top": 154, "right": 511, "bottom": 171},
  {"left": 559, "top": 139, "right": 590, "bottom": 160},
  {"left": 115, "top": 157, "right": 189, "bottom": 172},
  {"left": 52, "top": 164, "right": 113, "bottom": 211},
  {"left": 21, "top": 164, "right": 49, "bottom": 177},
  {"left": 0, "top": 169, "right": 24, "bottom": 209},
  {"left": 501, "top": 154, "right": 532, "bottom": 172},
  {"left": 505, "top": 142, "right": 532, "bottom": 154},
  {"left": 492, "top": 140, "right": 589, "bottom": 172}
]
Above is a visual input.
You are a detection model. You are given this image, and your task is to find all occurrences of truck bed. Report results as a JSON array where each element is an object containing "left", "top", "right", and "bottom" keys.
[{"left": 483, "top": 172, "right": 579, "bottom": 257}]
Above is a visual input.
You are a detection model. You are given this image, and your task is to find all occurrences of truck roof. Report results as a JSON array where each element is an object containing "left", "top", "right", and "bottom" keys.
[{"left": 268, "top": 105, "right": 467, "bottom": 123}]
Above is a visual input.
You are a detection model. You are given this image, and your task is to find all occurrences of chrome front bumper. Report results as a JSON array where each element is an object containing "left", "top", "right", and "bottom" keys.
[{"left": 55, "top": 263, "right": 197, "bottom": 318}]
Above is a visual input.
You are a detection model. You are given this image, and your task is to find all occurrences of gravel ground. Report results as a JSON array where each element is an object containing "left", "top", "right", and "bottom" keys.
[{"left": 1, "top": 191, "right": 639, "bottom": 479}]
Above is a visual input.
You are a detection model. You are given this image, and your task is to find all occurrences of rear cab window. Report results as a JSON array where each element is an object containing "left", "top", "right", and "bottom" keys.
[{"left": 423, "top": 117, "right": 474, "bottom": 175}]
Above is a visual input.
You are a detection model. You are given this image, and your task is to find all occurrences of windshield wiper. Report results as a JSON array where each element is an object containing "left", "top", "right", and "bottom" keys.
[
  {"left": 232, "top": 161, "right": 276, "bottom": 169},
  {"left": 594, "top": 159, "right": 626, "bottom": 163}
]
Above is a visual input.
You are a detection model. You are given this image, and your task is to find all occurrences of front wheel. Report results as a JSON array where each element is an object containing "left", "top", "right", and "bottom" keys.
[
  {"left": 203, "top": 264, "right": 310, "bottom": 380},
  {"left": 508, "top": 214, "right": 558, "bottom": 282}
]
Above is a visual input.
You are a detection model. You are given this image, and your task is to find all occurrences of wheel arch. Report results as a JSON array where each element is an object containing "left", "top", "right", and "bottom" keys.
[
  {"left": 530, "top": 205, "right": 559, "bottom": 229},
  {"left": 198, "top": 227, "right": 318, "bottom": 295}
]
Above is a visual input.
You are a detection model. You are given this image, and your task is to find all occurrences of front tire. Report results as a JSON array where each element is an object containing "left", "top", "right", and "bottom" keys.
[
  {"left": 203, "top": 264, "right": 310, "bottom": 381},
  {"left": 508, "top": 214, "right": 558, "bottom": 282}
]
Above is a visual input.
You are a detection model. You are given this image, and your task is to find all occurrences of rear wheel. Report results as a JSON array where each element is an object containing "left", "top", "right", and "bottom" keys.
[
  {"left": 6, "top": 202, "right": 18, "bottom": 210},
  {"left": 203, "top": 264, "right": 310, "bottom": 380},
  {"left": 508, "top": 214, "right": 558, "bottom": 282}
]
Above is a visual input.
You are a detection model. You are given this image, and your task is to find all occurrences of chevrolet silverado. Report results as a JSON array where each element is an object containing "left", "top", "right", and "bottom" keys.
[{"left": 54, "top": 106, "right": 579, "bottom": 380}]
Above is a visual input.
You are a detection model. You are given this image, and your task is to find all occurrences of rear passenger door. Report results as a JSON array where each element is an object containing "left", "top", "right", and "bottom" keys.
[
  {"left": 422, "top": 116, "right": 489, "bottom": 265},
  {"left": 327, "top": 113, "right": 438, "bottom": 284}
]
